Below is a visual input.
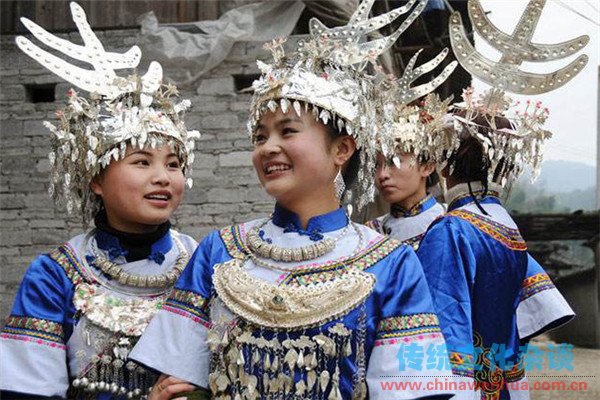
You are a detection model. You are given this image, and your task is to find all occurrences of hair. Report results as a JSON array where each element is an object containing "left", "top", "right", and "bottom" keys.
[{"left": 447, "top": 112, "right": 515, "bottom": 185}]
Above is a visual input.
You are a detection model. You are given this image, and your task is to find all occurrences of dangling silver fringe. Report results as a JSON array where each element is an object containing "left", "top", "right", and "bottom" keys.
[
  {"left": 334, "top": 169, "right": 346, "bottom": 201},
  {"left": 208, "top": 308, "right": 368, "bottom": 400}
]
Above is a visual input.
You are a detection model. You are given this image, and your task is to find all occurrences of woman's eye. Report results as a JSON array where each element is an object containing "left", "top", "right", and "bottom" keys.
[
  {"left": 168, "top": 161, "right": 181, "bottom": 169},
  {"left": 253, "top": 134, "right": 267, "bottom": 144},
  {"left": 282, "top": 127, "right": 297, "bottom": 135},
  {"left": 134, "top": 159, "right": 150, "bottom": 166}
]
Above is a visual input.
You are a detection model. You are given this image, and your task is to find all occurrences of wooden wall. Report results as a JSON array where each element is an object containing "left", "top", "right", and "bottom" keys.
[{"left": 1, "top": 0, "right": 221, "bottom": 33}]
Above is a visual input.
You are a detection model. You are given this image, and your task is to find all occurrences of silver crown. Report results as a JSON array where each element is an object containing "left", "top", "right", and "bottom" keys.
[
  {"left": 16, "top": 2, "right": 201, "bottom": 224},
  {"left": 249, "top": 0, "right": 430, "bottom": 210},
  {"left": 441, "top": 0, "right": 589, "bottom": 187}
]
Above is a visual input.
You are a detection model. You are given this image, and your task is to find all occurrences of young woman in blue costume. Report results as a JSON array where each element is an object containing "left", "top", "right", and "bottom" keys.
[
  {"left": 415, "top": 2, "right": 588, "bottom": 397},
  {"left": 366, "top": 52, "right": 456, "bottom": 249},
  {"left": 0, "top": 3, "right": 200, "bottom": 399},
  {"left": 131, "top": 1, "right": 454, "bottom": 399},
  {"left": 369, "top": 152, "right": 442, "bottom": 249}
]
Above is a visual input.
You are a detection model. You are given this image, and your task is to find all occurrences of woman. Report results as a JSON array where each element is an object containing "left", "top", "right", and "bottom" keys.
[
  {"left": 0, "top": 4, "right": 200, "bottom": 398},
  {"left": 416, "top": 90, "right": 575, "bottom": 399},
  {"left": 370, "top": 152, "right": 441, "bottom": 248},
  {"left": 366, "top": 50, "right": 455, "bottom": 248},
  {"left": 131, "top": 1, "right": 453, "bottom": 399}
]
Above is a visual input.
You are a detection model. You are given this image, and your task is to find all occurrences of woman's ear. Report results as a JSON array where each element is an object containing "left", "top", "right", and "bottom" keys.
[
  {"left": 420, "top": 161, "right": 436, "bottom": 178},
  {"left": 90, "top": 175, "right": 103, "bottom": 197},
  {"left": 332, "top": 136, "right": 357, "bottom": 167}
]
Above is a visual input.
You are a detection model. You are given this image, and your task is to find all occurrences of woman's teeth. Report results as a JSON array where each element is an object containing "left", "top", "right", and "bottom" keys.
[{"left": 266, "top": 165, "right": 290, "bottom": 173}]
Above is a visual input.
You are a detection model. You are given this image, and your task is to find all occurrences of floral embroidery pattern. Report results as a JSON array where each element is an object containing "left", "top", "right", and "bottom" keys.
[
  {"left": 219, "top": 224, "right": 248, "bottom": 259},
  {"left": 376, "top": 313, "right": 441, "bottom": 340},
  {"left": 2, "top": 316, "right": 65, "bottom": 345},
  {"left": 163, "top": 288, "right": 211, "bottom": 326},
  {"left": 448, "top": 210, "right": 527, "bottom": 251},
  {"left": 50, "top": 244, "right": 88, "bottom": 286},
  {"left": 520, "top": 272, "right": 556, "bottom": 301},
  {"left": 283, "top": 237, "right": 401, "bottom": 286}
]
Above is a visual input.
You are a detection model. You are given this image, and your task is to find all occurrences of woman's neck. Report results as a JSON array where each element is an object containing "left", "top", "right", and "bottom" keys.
[
  {"left": 395, "top": 186, "right": 428, "bottom": 212},
  {"left": 279, "top": 196, "right": 340, "bottom": 229}
]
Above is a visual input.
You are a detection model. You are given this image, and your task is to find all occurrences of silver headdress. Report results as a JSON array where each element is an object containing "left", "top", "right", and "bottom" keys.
[
  {"left": 248, "top": 0, "right": 429, "bottom": 210},
  {"left": 377, "top": 47, "right": 457, "bottom": 168},
  {"left": 16, "top": 2, "right": 201, "bottom": 224},
  {"left": 441, "top": 0, "right": 589, "bottom": 186}
]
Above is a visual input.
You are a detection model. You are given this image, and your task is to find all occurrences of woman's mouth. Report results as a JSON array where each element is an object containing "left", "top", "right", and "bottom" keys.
[{"left": 264, "top": 164, "right": 292, "bottom": 176}]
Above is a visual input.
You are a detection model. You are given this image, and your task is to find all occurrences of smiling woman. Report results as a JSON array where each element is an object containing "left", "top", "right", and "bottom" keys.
[
  {"left": 251, "top": 106, "right": 356, "bottom": 226},
  {"left": 129, "top": 1, "right": 455, "bottom": 400},
  {"left": 0, "top": 3, "right": 200, "bottom": 399},
  {"left": 90, "top": 146, "right": 186, "bottom": 234}
]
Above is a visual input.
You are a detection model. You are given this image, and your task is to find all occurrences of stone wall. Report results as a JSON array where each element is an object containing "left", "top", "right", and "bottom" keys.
[{"left": 0, "top": 29, "right": 275, "bottom": 319}]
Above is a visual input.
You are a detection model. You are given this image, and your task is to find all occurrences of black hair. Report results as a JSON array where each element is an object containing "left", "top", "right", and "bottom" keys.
[{"left": 446, "top": 112, "right": 515, "bottom": 214}]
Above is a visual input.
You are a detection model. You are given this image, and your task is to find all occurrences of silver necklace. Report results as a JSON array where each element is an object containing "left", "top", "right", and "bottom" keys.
[
  {"left": 88, "top": 231, "right": 189, "bottom": 288},
  {"left": 245, "top": 217, "right": 352, "bottom": 262},
  {"left": 247, "top": 222, "right": 365, "bottom": 273}
]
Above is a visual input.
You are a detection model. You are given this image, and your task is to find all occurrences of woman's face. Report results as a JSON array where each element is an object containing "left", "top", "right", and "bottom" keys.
[
  {"left": 375, "top": 152, "right": 432, "bottom": 208},
  {"left": 90, "top": 144, "right": 185, "bottom": 233},
  {"left": 252, "top": 107, "right": 342, "bottom": 209}
]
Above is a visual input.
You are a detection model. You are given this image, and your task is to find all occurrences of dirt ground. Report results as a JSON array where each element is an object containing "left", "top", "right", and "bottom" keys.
[{"left": 529, "top": 337, "right": 599, "bottom": 400}]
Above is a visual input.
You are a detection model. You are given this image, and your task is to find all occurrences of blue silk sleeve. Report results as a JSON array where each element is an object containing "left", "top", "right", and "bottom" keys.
[
  {"left": 417, "top": 219, "right": 476, "bottom": 378},
  {"left": 0, "top": 254, "right": 74, "bottom": 397},
  {"left": 367, "top": 245, "right": 454, "bottom": 399}
]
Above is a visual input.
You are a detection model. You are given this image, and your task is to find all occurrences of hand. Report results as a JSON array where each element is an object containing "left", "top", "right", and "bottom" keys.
[{"left": 148, "top": 374, "right": 196, "bottom": 400}]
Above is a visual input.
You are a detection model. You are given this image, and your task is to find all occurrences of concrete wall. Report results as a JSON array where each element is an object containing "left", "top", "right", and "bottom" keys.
[{"left": 0, "top": 29, "right": 275, "bottom": 319}]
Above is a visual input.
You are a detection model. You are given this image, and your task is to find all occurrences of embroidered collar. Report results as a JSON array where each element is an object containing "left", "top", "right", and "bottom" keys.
[
  {"left": 94, "top": 224, "right": 173, "bottom": 265},
  {"left": 446, "top": 182, "right": 503, "bottom": 212},
  {"left": 390, "top": 194, "right": 437, "bottom": 218},
  {"left": 272, "top": 204, "right": 348, "bottom": 234}
]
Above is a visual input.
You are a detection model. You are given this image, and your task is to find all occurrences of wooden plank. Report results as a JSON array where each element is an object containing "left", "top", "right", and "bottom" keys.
[
  {"left": 196, "top": 0, "right": 219, "bottom": 21},
  {"left": 513, "top": 212, "right": 600, "bottom": 241},
  {"left": 34, "top": 0, "right": 55, "bottom": 31},
  {"left": 51, "top": 0, "right": 70, "bottom": 31},
  {"left": 2, "top": 0, "right": 222, "bottom": 33}
]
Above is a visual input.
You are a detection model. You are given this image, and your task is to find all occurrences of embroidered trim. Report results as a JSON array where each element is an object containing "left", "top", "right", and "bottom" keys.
[
  {"left": 450, "top": 350, "right": 475, "bottom": 378},
  {"left": 447, "top": 210, "right": 527, "bottom": 251},
  {"left": 391, "top": 194, "right": 436, "bottom": 218},
  {"left": 219, "top": 223, "right": 403, "bottom": 286},
  {"left": 520, "top": 272, "right": 556, "bottom": 301},
  {"left": 0, "top": 332, "right": 67, "bottom": 350},
  {"left": 376, "top": 313, "right": 441, "bottom": 340},
  {"left": 474, "top": 334, "right": 526, "bottom": 399},
  {"left": 375, "top": 332, "right": 443, "bottom": 347},
  {"left": 50, "top": 244, "right": 88, "bottom": 286},
  {"left": 2, "top": 316, "right": 65, "bottom": 344},
  {"left": 403, "top": 233, "right": 425, "bottom": 250},
  {"left": 163, "top": 288, "right": 211, "bottom": 325},
  {"left": 365, "top": 219, "right": 384, "bottom": 234},
  {"left": 284, "top": 236, "right": 402, "bottom": 286},
  {"left": 219, "top": 224, "right": 248, "bottom": 260}
]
